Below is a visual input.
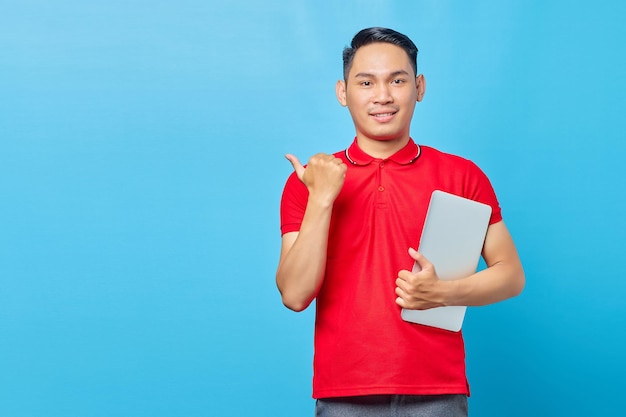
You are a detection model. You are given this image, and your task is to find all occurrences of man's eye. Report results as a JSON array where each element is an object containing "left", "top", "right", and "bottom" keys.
[
  {"left": 361, "top": 81, "right": 371, "bottom": 86},
  {"left": 392, "top": 79, "right": 404, "bottom": 84}
]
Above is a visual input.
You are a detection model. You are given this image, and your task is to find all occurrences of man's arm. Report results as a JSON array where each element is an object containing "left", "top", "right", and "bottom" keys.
[
  {"left": 395, "top": 220, "right": 525, "bottom": 310},
  {"left": 276, "top": 153, "right": 346, "bottom": 312}
]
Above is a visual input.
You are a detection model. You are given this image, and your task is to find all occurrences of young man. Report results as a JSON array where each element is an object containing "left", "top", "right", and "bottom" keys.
[{"left": 277, "top": 27, "right": 524, "bottom": 416}]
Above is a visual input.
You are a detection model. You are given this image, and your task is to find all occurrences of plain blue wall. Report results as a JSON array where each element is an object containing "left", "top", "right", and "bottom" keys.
[{"left": 1, "top": 1, "right": 624, "bottom": 416}]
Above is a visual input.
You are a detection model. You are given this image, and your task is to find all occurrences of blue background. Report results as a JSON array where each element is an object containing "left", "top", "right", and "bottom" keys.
[{"left": 1, "top": 1, "right": 624, "bottom": 416}]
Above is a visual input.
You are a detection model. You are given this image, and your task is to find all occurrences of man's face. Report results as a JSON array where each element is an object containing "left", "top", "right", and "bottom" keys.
[{"left": 336, "top": 42, "right": 425, "bottom": 148}]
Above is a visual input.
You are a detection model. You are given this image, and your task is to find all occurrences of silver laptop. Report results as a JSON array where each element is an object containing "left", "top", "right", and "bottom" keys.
[{"left": 401, "top": 190, "right": 492, "bottom": 332}]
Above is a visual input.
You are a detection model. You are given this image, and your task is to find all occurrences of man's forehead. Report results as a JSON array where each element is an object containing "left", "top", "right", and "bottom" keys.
[{"left": 349, "top": 43, "right": 413, "bottom": 77}]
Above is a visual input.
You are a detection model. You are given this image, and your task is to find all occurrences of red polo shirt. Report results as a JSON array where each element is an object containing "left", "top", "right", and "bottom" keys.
[{"left": 280, "top": 138, "right": 502, "bottom": 399}]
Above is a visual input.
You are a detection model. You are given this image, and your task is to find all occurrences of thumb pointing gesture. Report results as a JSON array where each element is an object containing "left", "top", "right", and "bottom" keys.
[
  {"left": 285, "top": 152, "right": 347, "bottom": 205},
  {"left": 285, "top": 154, "right": 306, "bottom": 182}
]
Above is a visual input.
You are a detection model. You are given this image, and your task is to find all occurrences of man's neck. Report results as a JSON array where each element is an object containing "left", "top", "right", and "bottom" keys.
[{"left": 356, "top": 136, "right": 411, "bottom": 159}]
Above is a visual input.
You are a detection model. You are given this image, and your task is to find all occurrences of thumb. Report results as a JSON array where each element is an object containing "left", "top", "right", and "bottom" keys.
[
  {"left": 408, "top": 248, "right": 432, "bottom": 271},
  {"left": 285, "top": 154, "right": 305, "bottom": 181}
]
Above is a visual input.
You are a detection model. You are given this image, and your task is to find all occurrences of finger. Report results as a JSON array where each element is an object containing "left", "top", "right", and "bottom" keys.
[
  {"left": 395, "top": 285, "right": 407, "bottom": 298},
  {"left": 408, "top": 248, "right": 432, "bottom": 271},
  {"left": 285, "top": 154, "right": 305, "bottom": 181},
  {"left": 395, "top": 285, "right": 408, "bottom": 306}
]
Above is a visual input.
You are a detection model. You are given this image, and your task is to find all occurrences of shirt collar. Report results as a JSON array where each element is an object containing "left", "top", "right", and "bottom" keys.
[{"left": 344, "top": 138, "right": 421, "bottom": 166}]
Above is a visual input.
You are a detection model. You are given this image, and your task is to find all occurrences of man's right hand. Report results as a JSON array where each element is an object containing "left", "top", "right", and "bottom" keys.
[{"left": 285, "top": 153, "right": 347, "bottom": 206}]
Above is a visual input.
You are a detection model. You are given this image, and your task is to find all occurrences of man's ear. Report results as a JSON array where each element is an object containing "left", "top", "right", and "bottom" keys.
[
  {"left": 416, "top": 74, "right": 426, "bottom": 102},
  {"left": 336, "top": 80, "right": 347, "bottom": 106}
]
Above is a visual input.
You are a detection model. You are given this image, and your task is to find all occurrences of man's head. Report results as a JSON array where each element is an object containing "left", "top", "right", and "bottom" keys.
[
  {"left": 336, "top": 27, "right": 426, "bottom": 156},
  {"left": 342, "top": 27, "right": 418, "bottom": 81}
]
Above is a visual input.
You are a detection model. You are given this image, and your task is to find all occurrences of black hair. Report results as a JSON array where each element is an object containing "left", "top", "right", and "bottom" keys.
[{"left": 342, "top": 27, "right": 418, "bottom": 80}]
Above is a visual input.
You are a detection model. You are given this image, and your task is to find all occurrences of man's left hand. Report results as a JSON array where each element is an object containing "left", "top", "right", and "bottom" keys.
[{"left": 395, "top": 248, "right": 449, "bottom": 310}]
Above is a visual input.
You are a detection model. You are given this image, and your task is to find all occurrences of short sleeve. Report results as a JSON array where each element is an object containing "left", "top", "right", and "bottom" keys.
[
  {"left": 279, "top": 172, "right": 309, "bottom": 235},
  {"left": 464, "top": 160, "right": 502, "bottom": 225}
]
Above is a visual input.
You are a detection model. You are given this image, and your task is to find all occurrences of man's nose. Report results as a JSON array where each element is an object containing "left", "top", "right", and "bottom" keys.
[{"left": 373, "top": 83, "right": 393, "bottom": 103}]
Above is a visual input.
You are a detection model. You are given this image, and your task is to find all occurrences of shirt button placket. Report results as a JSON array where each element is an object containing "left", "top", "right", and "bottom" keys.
[{"left": 375, "top": 161, "right": 387, "bottom": 208}]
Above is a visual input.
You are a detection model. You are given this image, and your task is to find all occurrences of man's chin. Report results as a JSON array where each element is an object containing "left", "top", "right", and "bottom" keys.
[{"left": 365, "top": 135, "right": 406, "bottom": 142}]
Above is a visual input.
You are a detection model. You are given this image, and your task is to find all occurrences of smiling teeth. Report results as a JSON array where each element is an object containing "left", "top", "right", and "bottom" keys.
[{"left": 375, "top": 113, "right": 394, "bottom": 116}]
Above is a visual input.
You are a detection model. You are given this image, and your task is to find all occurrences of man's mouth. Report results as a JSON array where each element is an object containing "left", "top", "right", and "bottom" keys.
[{"left": 370, "top": 110, "right": 398, "bottom": 122}]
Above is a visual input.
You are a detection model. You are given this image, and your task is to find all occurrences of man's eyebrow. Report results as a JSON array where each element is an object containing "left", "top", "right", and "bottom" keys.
[
  {"left": 390, "top": 70, "right": 411, "bottom": 77},
  {"left": 353, "top": 70, "right": 411, "bottom": 79}
]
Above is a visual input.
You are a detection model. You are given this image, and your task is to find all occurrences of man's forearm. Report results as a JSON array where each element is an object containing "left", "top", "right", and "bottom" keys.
[
  {"left": 443, "top": 260, "right": 525, "bottom": 307},
  {"left": 276, "top": 199, "right": 333, "bottom": 312}
]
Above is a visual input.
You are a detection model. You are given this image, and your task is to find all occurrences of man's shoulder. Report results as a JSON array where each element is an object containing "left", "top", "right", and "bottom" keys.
[
  {"left": 332, "top": 149, "right": 346, "bottom": 158},
  {"left": 419, "top": 145, "right": 475, "bottom": 166}
]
